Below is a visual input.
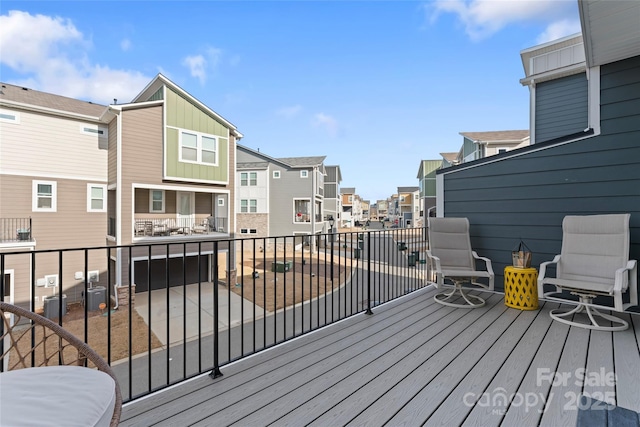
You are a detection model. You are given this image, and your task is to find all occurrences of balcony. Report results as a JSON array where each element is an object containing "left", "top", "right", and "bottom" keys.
[
  {"left": 133, "top": 216, "right": 228, "bottom": 238},
  {"left": 0, "top": 218, "right": 33, "bottom": 244},
  {"left": 1, "top": 226, "right": 639, "bottom": 425}
]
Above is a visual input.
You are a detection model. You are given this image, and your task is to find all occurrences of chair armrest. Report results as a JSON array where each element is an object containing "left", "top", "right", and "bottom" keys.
[
  {"left": 471, "top": 251, "right": 495, "bottom": 277},
  {"left": 613, "top": 259, "right": 637, "bottom": 293},
  {"left": 538, "top": 255, "right": 561, "bottom": 282},
  {"left": 425, "top": 250, "right": 442, "bottom": 272}
]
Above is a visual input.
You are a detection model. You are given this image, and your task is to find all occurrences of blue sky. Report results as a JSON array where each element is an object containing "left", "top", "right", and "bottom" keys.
[{"left": 0, "top": 1, "right": 581, "bottom": 201}]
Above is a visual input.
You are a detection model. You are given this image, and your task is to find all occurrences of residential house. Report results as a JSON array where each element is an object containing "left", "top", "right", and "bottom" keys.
[
  {"left": 456, "top": 130, "right": 530, "bottom": 164},
  {"left": 439, "top": 152, "right": 459, "bottom": 168},
  {"left": 0, "top": 74, "right": 242, "bottom": 304},
  {"left": 416, "top": 159, "right": 442, "bottom": 222},
  {"left": 340, "top": 187, "right": 356, "bottom": 228},
  {"left": 324, "top": 165, "right": 342, "bottom": 229},
  {"left": 397, "top": 186, "right": 419, "bottom": 227},
  {"left": 236, "top": 145, "right": 330, "bottom": 249},
  {"left": 376, "top": 200, "right": 388, "bottom": 220},
  {"left": 361, "top": 200, "right": 370, "bottom": 222},
  {"left": 435, "top": 0, "right": 640, "bottom": 290}
]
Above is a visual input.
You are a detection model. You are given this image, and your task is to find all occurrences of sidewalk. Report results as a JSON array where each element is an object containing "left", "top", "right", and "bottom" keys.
[{"left": 134, "top": 283, "right": 266, "bottom": 346}]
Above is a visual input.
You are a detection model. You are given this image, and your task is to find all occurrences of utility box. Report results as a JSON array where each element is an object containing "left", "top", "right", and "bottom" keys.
[
  {"left": 43, "top": 294, "right": 67, "bottom": 320},
  {"left": 271, "top": 261, "right": 292, "bottom": 273},
  {"left": 87, "top": 286, "right": 107, "bottom": 311}
]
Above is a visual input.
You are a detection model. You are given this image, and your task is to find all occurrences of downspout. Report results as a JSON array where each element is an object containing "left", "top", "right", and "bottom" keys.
[
  {"left": 311, "top": 166, "right": 317, "bottom": 255},
  {"left": 111, "top": 105, "right": 123, "bottom": 309}
]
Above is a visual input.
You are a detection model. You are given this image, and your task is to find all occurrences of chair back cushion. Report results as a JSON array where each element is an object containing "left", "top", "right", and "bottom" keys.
[
  {"left": 428, "top": 217, "right": 474, "bottom": 270},
  {"left": 559, "top": 214, "right": 630, "bottom": 286}
]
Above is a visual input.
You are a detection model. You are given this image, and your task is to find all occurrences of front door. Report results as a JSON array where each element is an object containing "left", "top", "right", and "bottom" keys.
[{"left": 177, "top": 192, "right": 195, "bottom": 229}]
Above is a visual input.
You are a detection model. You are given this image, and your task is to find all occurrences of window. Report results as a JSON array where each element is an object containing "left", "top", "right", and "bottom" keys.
[
  {"left": 348, "top": 196, "right": 353, "bottom": 202},
  {"left": 0, "top": 110, "right": 20, "bottom": 124},
  {"left": 240, "top": 228, "right": 257, "bottom": 234},
  {"left": 87, "top": 184, "right": 107, "bottom": 212},
  {"left": 294, "top": 199, "right": 311, "bottom": 222},
  {"left": 149, "top": 190, "right": 165, "bottom": 213},
  {"left": 300, "top": 170, "right": 309, "bottom": 178},
  {"left": 498, "top": 148, "right": 508, "bottom": 154},
  {"left": 240, "top": 172, "right": 257, "bottom": 186},
  {"left": 240, "top": 199, "right": 257, "bottom": 213},
  {"left": 273, "top": 170, "right": 281, "bottom": 179},
  {"left": 32, "top": 181, "right": 57, "bottom": 212},
  {"left": 218, "top": 198, "right": 225, "bottom": 206},
  {"left": 179, "top": 130, "right": 217, "bottom": 165}
]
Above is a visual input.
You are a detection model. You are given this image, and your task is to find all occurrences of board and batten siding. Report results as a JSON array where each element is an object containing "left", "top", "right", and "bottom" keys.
[
  {"left": 535, "top": 72, "right": 588, "bottom": 143},
  {"left": 164, "top": 88, "right": 229, "bottom": 183},
  {"left": 439, "top": 55, "right": 640, "bottom": 292}
]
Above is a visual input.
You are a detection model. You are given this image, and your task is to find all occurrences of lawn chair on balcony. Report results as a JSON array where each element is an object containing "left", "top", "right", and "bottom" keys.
[
  {"left": 537, "top": 214, "right": 638, "bottom": 331},
  {"left": 426, "top": 217, "right": 495, "bottom": 308},
  {"left": 0, "top": 301, "right": 122, "bottom": 426}
]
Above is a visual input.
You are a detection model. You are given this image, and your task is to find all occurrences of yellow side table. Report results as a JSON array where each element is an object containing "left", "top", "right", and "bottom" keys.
[{"left": 504, "top": 266, "right": 539, "bottom": 310}]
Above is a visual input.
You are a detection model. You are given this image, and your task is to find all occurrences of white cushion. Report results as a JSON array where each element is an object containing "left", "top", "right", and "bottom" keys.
[{"left": 0, "top": 365, "right": 115, "bottom": 427}]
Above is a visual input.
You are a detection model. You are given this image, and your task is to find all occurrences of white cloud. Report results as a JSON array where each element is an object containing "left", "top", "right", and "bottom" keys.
[
  {"left": 182, "top": 54, "right": 207, "bottom": 84},
  {"left": 428, "top": 0, "right": 578, "bottom": 41},
  {"left": 120, "top": 38, "right": 132, "bottom": 51},
  {"left": 276, "top": 105, "right": 302, "bottom": 119},
  {"left": 312, "top": 113, "right": 340, "bottom": 137},
  {"left": 0, "top": 10, "right": 151, "bottom": 105},
  {"left": 536, "top": 19, "right": 582, "bottom": 44},
  {"left": 181, "top": 47, "right": 223, "bottom": 85}
]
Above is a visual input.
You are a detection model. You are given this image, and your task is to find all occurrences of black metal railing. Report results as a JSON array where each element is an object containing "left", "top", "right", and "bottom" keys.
[
  {"left": 0, "top": 227, "right": 428, "bottom": 403},
  {"left": 0, "top": 218, "right": 33, "bottom": 243}
]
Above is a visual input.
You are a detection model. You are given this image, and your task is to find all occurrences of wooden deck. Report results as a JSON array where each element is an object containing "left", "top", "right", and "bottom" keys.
[{"left": 121, "top": 286, "right": 640, "bottom": 426}]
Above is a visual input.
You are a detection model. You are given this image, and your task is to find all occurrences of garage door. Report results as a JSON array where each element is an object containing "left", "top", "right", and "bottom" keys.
[{"left": 134, "top": 255, "right": 209, "bottom": 292}]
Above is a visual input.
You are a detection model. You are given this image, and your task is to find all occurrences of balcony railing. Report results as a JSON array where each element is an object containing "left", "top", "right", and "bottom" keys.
[
  {"left": 133, "top": 216, "right": 228, "bottom": 237},
  {"left": 0, "top": 227, "right": 427, "bottom": 404},
  {"left": 0, "top": 218, "right": 33, "bottom": 243}
]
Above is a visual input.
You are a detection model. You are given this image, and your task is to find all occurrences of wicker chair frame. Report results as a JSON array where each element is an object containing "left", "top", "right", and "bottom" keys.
[{"left": 0, "top": 301, "right": 122, "bottom": 426}]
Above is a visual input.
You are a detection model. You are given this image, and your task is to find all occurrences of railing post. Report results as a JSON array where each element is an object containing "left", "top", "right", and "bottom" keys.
[
  {"left": 366, "top": 231, "right": 373, "bottom": 315},
  {"left": 210, "top": 241, "right": 223, "bottom": 378}
]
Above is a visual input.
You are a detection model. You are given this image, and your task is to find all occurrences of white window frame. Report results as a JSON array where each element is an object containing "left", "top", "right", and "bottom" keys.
[
  {"left": 179, "top": 129, "right": 218, "bottom": 166},
  {"left": 87, "top": 184, "right": 107, "bottom": 212},
  {"left": 217, "top": 198, "right": 225, "bottom": 206},
  {"left": 149, "top": 189, "right": 165, "bottom": 213},
  {"left": 80, "top": 124, "right": 108, "bottom": 138},
  {"left": 0, "top": 109, "right": 20, "bottom": 124},
  {"left": 273, "top": 170, "right": 281, "bottom": 179},
  {"left": 240, "top": 199, "right": 248, "bottom": 213},
  {"left": 249, "top": 199, "right": 257, "bottom": 213},
  {"left": 300, "top": 170, "right": 309, "bottom": 178},
  {"left": 32, "top": 180, "right": 57, "bottom": 212},
  {"left": 240, "top": 173, "right": 248, "bottom": 186},
  {"left": 293, "top": 198, "right": 311, "bottom": 223},
  {"left": 249, "top": 172, "right": 257, "bottom": 186}
]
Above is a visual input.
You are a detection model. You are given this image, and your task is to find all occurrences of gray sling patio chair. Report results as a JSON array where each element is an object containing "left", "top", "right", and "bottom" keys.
[
  {"left": 537, "top": 213, "right": 638, "bottom": 331},
  {"left": 426, "top": 217, "right": 495, "bottom": 308}
]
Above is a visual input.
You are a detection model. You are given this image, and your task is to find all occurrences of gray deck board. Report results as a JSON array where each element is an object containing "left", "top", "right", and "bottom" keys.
[{"left": 120, "top": 287, "right": 640, "bottom": 427}]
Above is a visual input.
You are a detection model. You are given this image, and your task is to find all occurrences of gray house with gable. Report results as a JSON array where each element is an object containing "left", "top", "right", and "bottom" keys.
[{"left": 236, "top": 145, "right": 330, "bottom": 249}]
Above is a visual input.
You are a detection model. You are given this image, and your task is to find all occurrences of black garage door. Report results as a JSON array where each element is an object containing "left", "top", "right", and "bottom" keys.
[{"left": 134, "top": 255, "right": 209, "bottom": 292}]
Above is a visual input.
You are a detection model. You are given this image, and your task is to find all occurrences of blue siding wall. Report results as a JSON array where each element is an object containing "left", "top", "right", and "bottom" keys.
[
  {"left": 535, "top": 73, "right": 588, "bottom": 143},
  {"left": 440, "top": 56, "right": 640, "bottom": 293}
]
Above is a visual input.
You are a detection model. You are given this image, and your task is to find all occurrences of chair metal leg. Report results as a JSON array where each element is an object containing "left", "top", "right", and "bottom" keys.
[
  {"left": 434, "top": 281, "right": 486, "bottom": 308},
  {"left": 549, "top": 296, "right": 629, "bottom": 331}
]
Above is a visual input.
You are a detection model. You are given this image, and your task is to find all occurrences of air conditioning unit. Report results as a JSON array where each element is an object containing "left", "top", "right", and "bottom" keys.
[
  {"left": 88, "top": 270, "right": 99, "bottom": 283},
  {"left": 44, "top": 274, "right": 59, "bottom": 288}
]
